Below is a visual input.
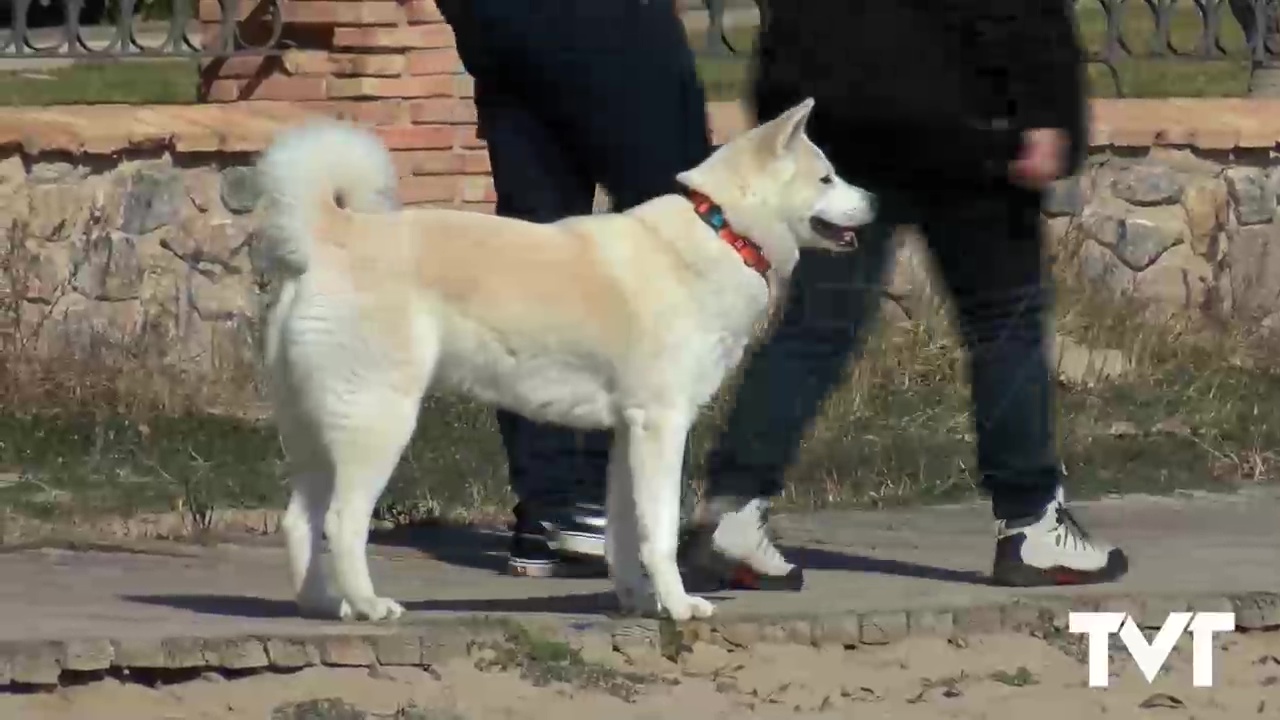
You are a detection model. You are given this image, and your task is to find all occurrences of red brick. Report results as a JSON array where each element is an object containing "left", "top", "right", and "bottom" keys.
[
  {"left": 333, "top": 25, "right": 455, "bottom": 50},
  {"left": 455, "top": 124, "right": 484, "bottom": 149},
  {"left": 459, "top": 150, "right": 490, "bottom": 174},
  {"left": 399, "top": 175, "right": 459, "bottom": 204},
  {"left": 459, "top": 176, "right": 496, "bottom": 203},
  {"left": 392, "top": 149, "right": 463, "bottom": 176},
  {"left": 453, "top": 74, "right": 475, "bottom": 98},
  {"left": 407, "top": 98, "right": 475, "bottom": 124},
  {"left": 404, "top": 0, "right": 444, "bottom": 23},
  {"left": 284, "top": 1, "right": 403, "bottom": 25},
  {"left": 316, "top": 100, "right": 412, "bottom": 126},
  {"left": 330, "top": 53, "right": 407, "bottom": 77},
  {"left": 406, "top": 49, "right": 460, "bottom": 76},
  {"left": 204, "top": 76, "right": 327, "bottom": 102},
  {"left": 328, "top": 75, "right": 453, "bottom": 99},
  {"left": 281, "top": 50, "right": 332, "bottom": 76},
  {"left": 460, "top": 201, "right": 496, "bottom": 215},
  {"left": 376, "top": 124, "right": 455, "bottom": 150}
]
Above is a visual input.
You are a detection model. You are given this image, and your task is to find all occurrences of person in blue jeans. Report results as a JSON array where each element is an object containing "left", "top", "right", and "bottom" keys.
[
  {"left": 438, "top": 0, "right": 711, "bottom": 577},
  {"left": 679, "top": 0, "right": 1131, "bottom": 590}
]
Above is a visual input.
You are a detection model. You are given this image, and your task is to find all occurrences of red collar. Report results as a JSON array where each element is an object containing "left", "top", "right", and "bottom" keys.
[{"left": 685, "top": 189, "right": 771, "bottom": 279}]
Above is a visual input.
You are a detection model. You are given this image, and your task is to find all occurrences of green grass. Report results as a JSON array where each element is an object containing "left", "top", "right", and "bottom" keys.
[{"left": 0, "top": 60, "right": 197, "bottom": 106}]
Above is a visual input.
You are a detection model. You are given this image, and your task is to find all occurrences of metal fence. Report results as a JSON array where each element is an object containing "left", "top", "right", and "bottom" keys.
[
  {"left": 0, "top": 0, "right": 287, "bottom": 58},
  {"left": 0, "top": 0, "right": 1277, "bottom": 69},
  {"left": 702, "top": 0, "right": 1279, "bottom": 95}
]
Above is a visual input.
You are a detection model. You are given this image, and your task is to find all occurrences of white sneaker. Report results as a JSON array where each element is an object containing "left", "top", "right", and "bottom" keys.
[
  {"left": 678, "top": 497, "right": 805, "bottom": 591},
  {"left": 991, "top": 487, "right": 1129, "bottom": 586}
]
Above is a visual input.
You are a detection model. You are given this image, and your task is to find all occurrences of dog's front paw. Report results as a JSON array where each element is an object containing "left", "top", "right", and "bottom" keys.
[
  {"left": 662, "top": 594, "right": 716, "bottom": 622},
  {"left": 350, "top": 596, "right": 405, "bottom": 622}
]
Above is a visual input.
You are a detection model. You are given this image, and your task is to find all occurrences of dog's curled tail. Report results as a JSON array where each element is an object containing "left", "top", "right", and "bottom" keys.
[{"left": 255, "top": 120, "right": 399, "bottom": 276}]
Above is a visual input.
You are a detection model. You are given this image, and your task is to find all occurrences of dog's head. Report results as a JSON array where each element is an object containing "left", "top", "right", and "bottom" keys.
[{"left": 678, "top": 98, "right": 877, "bottom": 273}]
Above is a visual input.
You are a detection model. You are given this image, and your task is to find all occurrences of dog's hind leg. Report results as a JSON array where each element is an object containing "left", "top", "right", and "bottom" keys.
[
  {"left": 323, "top": 392, "right": 422, "bottom": 622},
  {"left": 622, "top": 406, "right": 715, "bottom": 621}
]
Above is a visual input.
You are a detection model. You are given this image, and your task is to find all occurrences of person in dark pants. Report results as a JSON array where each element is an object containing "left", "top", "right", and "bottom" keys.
[
  {"left": 438, "top": 0, "right": 712, "bottom": 577},
  {"left": 680, "top": 0, "right": 1131, "bottom": 590}
]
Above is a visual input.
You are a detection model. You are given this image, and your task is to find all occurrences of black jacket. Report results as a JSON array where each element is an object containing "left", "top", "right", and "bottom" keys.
[{"left": 750, "top": 0, "right": 1088, "bottom": 194}]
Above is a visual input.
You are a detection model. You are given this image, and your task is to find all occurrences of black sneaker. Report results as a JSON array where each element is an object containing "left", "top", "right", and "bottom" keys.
[
  {"left": 991, "top": 487, "right": 1130, "bottom": 587},
  {"left": 506, "top": 503, "right": 606, "bottom": 578}
]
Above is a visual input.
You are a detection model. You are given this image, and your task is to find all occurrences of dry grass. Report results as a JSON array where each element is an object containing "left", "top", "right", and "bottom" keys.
[{"left": 1, "top": 203, "right": 1278, "bottom": 540}]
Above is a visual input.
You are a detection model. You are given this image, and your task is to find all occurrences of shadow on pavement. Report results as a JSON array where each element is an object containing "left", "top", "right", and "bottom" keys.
[{"left": 120, "top": 523, "right": 991, "bottom": 620}]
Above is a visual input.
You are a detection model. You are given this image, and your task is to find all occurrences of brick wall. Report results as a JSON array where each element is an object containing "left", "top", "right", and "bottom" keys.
[{"left": 197, "top": 0, "right": 495, "bottom": 212}]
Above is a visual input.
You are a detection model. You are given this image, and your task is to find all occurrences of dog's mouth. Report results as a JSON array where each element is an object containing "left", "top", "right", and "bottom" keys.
[{"left": 810, "top": 216, "right": 860, "bottom": 249}]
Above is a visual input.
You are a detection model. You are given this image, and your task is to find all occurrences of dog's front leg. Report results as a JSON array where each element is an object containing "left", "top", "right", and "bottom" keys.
[{"left": 622, "top": 407, "right": 715, "bottom": 621}]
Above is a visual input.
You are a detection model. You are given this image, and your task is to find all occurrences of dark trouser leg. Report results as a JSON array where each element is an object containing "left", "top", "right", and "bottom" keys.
[
  {"left": 706, "top": 217, "right": 899, "bottom": 500},
  {"left": 457, "top": 0, "right": 711, "bottom": 518},
  {"left": 919, "top": 186, "right": 1061, "bottom": 521},
  {"left": 472, "top": 86, "right": 601, "bottom": 512}
]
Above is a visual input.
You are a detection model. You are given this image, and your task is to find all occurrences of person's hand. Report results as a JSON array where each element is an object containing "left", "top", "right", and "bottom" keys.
[{"left": 1009, "top": 128, "right": 1068, "bottom": 190}]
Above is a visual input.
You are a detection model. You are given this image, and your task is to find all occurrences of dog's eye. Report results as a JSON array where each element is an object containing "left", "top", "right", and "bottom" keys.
[{"left": 819, "top": 174, "right": 833, "bottom": 185}]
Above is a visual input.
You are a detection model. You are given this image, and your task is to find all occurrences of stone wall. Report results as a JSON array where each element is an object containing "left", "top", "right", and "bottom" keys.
[
  {"left": 1045, "top": 146, "right": 1280, "bottom": 326},
  {"left": 0, "top": 106, "right": 308, "bottom": 380},
  {"left": 3, "top": 99, "right": 1280, "bottom": 392}
]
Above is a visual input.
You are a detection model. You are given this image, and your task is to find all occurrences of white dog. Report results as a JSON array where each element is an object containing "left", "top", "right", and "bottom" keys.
[{"left": 254, "top": 98, "right": 876, "bottom": 622}]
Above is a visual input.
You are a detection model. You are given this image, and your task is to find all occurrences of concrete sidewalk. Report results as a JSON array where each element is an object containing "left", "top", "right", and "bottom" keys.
[{"left": 1, "top": 489, "right": 1277, "bottom": 645}]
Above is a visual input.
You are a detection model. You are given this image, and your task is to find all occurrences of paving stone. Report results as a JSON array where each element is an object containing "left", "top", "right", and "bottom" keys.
[
  {"left": 420, "top": 627, "right": 477, "bottom": 666},
  {"left": 8, "top": 642, "right": 63, "bottom": 685},
  {"left": 784, "top": 619, "right": 815, "bottom": 646},
  {"left": 203, "top": 637, "right": 269, "bottom": 670},
  {"left": 714, "top": 621, "right": 762, "bottom": 648},
  {"left": 265, "top": 638, "right": 320, "bottom": 669},
  {"left": 317, "top": 636, "right": 377, "bottom": 667},
  {"left": 161, "top": 637, "right": 210, "bottom": 669},
  {"left": 111, "top": 638, "right": 167, "bottom": 668},
  {"left": 952, "top": 605, "right": 1005, "bottom": 637},
  {"left": 1099, "top": 595, "right": 1146, "bottom": 624},
  {"left": 61, "top": 638, "right": 114, "bottom": 671},
  {"left": 1232, "top": 592, "right": 1280, "bottom": 630},
  {"left": 811, "top": 614, "right": 861, "bottom": 648},
  {"left": 1134, "top": 596, "right": 1192, "bottom": 629},
  {"left": 372, "top": 634, "right": 423, "bottom": 666},
  {"left": 859, "top": 611, "right": 908, "bottom": 645},
  {"left": 1002, "top": 602, "right": 1046, "bottom": 633},
  {"left": 907, "top": 609, "right": 954, "bottom": 638}
]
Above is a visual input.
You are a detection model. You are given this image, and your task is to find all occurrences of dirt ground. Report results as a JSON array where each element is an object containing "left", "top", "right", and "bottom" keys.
[{"left": 5, "top": 631, "right": 1279, "bottom": 720}]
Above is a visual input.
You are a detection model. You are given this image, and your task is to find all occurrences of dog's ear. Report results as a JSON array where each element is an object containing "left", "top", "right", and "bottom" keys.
[{"left": 757, "top": 97, "right": 815, "bottom": 158}]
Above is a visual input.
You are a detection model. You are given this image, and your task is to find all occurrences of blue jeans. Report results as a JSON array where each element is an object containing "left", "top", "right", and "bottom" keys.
[
  {"left": 450, "top": 0, "right": 712, "bottom": 514},
  {"left": 706, "top": 186, "right": 1062, "bottom": 521}
]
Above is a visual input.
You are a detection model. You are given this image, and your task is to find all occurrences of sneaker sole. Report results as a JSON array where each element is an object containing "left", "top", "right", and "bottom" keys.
[
  {"left": 991, "top": 547, "right": 1130, "bottom": 587},
  {"left": 550, "top": 529, "right": 606, "bottom": 560},
  {"left": 507, "top": 557, "right": 607, "bottom": 579}
]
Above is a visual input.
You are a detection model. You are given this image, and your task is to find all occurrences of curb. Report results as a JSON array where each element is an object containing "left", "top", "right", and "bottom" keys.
[{"left": 2, "top": 590, "right": 1277, "bottom": 688}]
